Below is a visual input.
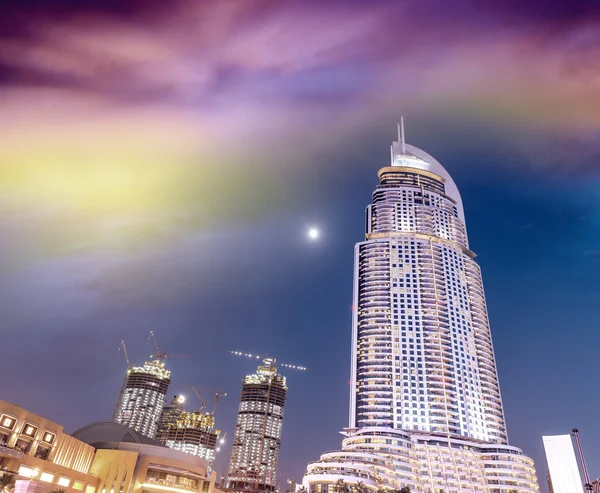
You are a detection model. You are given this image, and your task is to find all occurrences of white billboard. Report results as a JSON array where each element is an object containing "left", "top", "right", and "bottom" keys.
[{"left": 543, "top": 434, "right": 584, "bottom": 493}]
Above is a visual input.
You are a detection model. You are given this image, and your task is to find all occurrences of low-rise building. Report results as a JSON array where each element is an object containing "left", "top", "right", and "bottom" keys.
[
  {"left": 0, "top": 400, "right": 99, "bottom": 493},
  {"left": 73, "top": 422, "right": 220, "bottom": 493},
  {"left": 0, "top": 401, "right": 224, "bottom": 493}
]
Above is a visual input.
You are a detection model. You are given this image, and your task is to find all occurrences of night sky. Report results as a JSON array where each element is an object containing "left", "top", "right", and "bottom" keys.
[{"left": 1, "top": 1, "right": 599, "bottom": 492}]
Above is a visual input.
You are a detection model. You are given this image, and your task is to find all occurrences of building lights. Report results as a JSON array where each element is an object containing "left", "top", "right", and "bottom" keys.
[
  {"left": 1, "top": 415, "right": 16, "bottom": 430},
  {"left": 39, "top": 472, "right": 54, "bottom": 483},
  {"left": 42, "top": 432, "right": 56, "bottom": 444},
  {"left": 302, "top": 128, "right": 539, "bottom": 493},
  {"left": 22, "top": 424, "right": 38, "bottom": 437},
  {"left": 227, "top": 360, "right": 288, "bottom": 493},
  {"left": 58, "top": 477, "right": 71, "bottom": 487},
  {"left": 113, "top": 357, "right": 171, "bottom": 439},
  {"left": 18, "top": 466, "right": 35, "bottom": 478},
  {"left": 142, "top": 483, "right": 196, "bottom": 493}
]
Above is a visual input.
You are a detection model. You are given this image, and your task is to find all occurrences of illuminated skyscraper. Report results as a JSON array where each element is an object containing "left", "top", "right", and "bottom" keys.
[
  {"left": 156, "top": 395, "right": 221, "bottom": 462},
  {"left": 113, "top": 356, "right": 171, "bottom": 439},
  {"left": 227, "top": 358, "right": 287, "bottom": 493},
  {"left": 303, "top": 124, "right": 539, "bottom": 492}
]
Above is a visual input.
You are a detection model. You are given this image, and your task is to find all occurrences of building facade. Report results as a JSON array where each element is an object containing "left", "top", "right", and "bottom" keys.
[
  {"left": 156, "top": 396, "right": 220, "bottom": 462},
  {"left": 227, "top": 358, "right": 287, "bottom": 493},
  {"left": 0, "top": 400, "right": 224, "bottom": 493},
  {"left": 73, "top": 421, "right": 221, "bottom": 493},
  {"left": 156, "top": 395, "right": 186, "bottom": 440},
  {"left": 303, "top": 128, "right": 539, "bottom": 492},
  {"left": 547, "top": 472, "right": 554, "bottom": 493},
  {"left": 0, "top": 400, "right": 99, "bottom": 493},
  {"left": 113, "top": 357, "right": 171, "bottom": 439}
]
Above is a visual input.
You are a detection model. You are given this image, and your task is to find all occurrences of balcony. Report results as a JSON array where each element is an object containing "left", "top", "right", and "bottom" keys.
[{"left": 0, "top": 444, "right": 24, "bottom": 459}]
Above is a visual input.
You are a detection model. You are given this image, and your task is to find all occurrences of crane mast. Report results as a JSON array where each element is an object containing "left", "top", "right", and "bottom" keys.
[{"left": 119, "top": 340, "right": 131, "bottom": 368}]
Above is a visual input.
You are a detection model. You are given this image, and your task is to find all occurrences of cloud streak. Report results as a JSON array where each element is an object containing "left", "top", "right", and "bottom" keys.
[
  {"left": 2, "top": 1, "right": 600, "bottom": 121},
  {"left": 0, "top": 0, "right": 598, "bottom": 260},
  {"left": 1, "top": 0, "right": 598, "bottom": 280}
]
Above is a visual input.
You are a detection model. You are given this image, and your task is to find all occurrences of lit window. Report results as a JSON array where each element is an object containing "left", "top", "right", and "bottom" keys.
[
  {"left": 73, "top": 481, "right": 84, "bottom": 490},
  {"left": 42, "top": 432, "right": 56, "bottom": 444},
  {"left": 40, "top": 472, "right": 54, "bottom": 483},
  {"left": 18, "top": 466, "right": 35, "bottom": 478},
  {"left": 22, "top": 424, "right": 38, "bottom": 437},
  {"left": 0, "top": 415, "right": 16, "bottom": 430},
  {"left": 58, "top": 477, "right": 71, "bottom": 487}
]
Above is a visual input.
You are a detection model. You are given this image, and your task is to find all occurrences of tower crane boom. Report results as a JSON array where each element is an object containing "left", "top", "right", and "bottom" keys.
[
  {"left": 227, "top": 350, "right": 307, "bottom": 371},
  {"left": 147, "top": 331, "right": 191, "bottom": 361},
  {"left": 212, "top": 391, "right": 227, "bottom": 415},
  {"left": 188, "top": 386, "right": 207, "bottom": 411}
]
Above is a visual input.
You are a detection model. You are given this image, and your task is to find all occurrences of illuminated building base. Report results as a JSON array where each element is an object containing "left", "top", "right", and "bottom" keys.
[{"left": 303, "top": 427, "right": 539, "bottom": 493}]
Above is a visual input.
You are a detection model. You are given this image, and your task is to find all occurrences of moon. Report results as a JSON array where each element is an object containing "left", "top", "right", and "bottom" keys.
[{"left": 307, "top": 227, "right": 320, "bottom": 240}]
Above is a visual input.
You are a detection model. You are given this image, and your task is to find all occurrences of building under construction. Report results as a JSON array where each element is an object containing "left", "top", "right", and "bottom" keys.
[
  {"left": 226, "top": 356, "right": 288, "bottom": 493},
  {"left": 112, "top": 355, "right": 171, "bottom": 439},
  {"left": 156, "top": 394, "right": 222, "bottom": 462}
]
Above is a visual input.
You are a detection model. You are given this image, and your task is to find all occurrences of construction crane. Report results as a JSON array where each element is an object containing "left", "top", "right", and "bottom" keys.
[
  {"left": 148, "top": 330, "right": 191, "bottom": 362},
  {"left": 188, "top": 386, "right": 207, "bottom": 411},
  {"left": 228, "top": 350, "right": 307, "bottom": 371},
  {"left": 113, "top": 340, "right": 132, "bottom": 421},
  {"left": 118, "top": 340, "right": 131, "bottom": 368},
  {"left": 212, "top": 390, "right": 227, "bottom": 415},
  {"left": 228, "top": 350, "right": 306, "bottom": 491}
]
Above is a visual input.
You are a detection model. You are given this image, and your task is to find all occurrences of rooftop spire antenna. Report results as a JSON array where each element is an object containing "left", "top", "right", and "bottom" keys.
[{"left": 400, "top": 116, "right": 406, "bottom": 154}]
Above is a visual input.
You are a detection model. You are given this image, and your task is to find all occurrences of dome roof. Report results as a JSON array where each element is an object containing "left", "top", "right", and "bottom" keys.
[{"left": 71, "top": 421, "right": 164, "bottom": 447}]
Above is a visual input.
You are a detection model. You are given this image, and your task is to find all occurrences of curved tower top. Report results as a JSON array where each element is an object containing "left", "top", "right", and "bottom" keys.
[{"left": 388, "top": 122, "right": 465, "bottom": 224}]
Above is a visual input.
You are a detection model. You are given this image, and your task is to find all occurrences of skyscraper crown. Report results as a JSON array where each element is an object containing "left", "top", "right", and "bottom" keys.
[{"left": 387, "top": 119, "right": 465, "bottom": 221}]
